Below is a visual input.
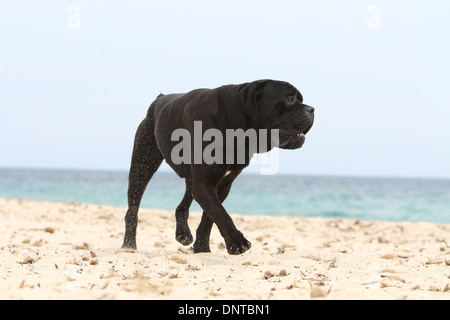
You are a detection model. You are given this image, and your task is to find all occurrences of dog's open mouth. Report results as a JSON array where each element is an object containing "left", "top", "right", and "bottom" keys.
[
  {"left": 280, "top": 132, "right": 305, "bottom": 138},
  {"left": 276, "top": 131, "right": 305, "bottom": 149},
  {"left": 276, "top": 124, "right": 312, "bottom": 149}
]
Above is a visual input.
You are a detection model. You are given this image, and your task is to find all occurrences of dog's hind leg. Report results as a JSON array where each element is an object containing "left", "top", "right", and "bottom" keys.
[
  {"left": 122, "top": 117, "right": 163, "bottom": 250},
  {"left": 175, "top": 178, "right": 194, "bottom": 246}
]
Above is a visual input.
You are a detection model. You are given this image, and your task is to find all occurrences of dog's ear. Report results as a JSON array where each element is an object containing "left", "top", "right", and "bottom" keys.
[
  {"left": 237, "top": 80, "right": 268, "bottom": 119},
  {"left": 295, "top": 89, "right": 303, "bottom": 103}
]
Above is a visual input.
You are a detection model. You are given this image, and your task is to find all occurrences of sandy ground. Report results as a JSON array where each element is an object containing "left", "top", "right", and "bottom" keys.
[{"left": 0, "top": 198, "right": 449, "bottom": 300}]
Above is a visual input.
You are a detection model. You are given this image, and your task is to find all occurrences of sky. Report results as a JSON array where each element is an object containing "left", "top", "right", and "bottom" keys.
[{"left": 1, "top": 1, "right": 449, "bottom": 178}]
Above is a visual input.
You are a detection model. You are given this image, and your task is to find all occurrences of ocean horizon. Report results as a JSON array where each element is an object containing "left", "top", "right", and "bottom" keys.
[{"left": 1, "top": 167, "right": 449, "bottom": 224}]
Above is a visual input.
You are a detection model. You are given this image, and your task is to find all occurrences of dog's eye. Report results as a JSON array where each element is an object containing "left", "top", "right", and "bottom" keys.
[{"left": 287, "top": 98, "right": 294, "bottom": 103}]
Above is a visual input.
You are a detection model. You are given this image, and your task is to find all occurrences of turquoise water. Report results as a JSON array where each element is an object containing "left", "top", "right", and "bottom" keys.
[{"left": 1, "top": 168, "right": 449, "bottom": 224}]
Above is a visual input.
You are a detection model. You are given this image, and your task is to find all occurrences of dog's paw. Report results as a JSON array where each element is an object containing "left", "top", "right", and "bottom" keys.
[
  {"left": 193, "top": 240, "right": 211, "bottom": 253},
  {"left": 226, "top": 233, "right": 251, "bottom": 255},
  {"left": 121, "top": 239, "right": 137, "bottom": 251},
  {"left": 176, "top": 231, "right": 194, "bottom": 246}
]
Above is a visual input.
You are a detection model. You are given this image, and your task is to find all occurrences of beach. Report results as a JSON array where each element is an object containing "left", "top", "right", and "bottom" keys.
[{"left": 1, "top": 198, "right": 449, "bottom": 300}]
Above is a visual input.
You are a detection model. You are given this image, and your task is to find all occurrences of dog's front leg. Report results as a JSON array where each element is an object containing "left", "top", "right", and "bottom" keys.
[{"left": 191, "top": 179, "right": 251, "bottom": 255}]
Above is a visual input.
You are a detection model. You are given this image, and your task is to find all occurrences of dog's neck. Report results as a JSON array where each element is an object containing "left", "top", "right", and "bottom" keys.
[{"left": 216, "top": 85, "right": 254, "bottom": 132}]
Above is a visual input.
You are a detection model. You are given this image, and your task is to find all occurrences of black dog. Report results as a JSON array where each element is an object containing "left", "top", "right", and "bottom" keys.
[{"left": 121, "top": 80, "right": 314, "bottom": 255}]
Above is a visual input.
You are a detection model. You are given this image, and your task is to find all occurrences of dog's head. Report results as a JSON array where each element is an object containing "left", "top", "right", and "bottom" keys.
[{"left": 237, "top": 79, "right": 315, "bottom": 149}]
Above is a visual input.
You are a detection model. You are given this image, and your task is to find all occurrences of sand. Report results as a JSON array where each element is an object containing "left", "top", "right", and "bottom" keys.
[{"left": 0, "top": 198, "right": 449, "bottom": 300}]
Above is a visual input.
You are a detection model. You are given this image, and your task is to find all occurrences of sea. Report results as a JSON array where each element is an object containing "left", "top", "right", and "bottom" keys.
[{"left": 1, "top": 168, "right": 449, "bottom": 224}]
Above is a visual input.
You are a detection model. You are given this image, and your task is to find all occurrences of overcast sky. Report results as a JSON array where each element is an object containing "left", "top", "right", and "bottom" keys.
[{"left": 1, "top": 1, "right": 449, "bottom": 178}]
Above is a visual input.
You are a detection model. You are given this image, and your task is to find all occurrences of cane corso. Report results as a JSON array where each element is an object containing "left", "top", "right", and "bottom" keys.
[{"left": 121, "top": 79, "right": 315, "bottom": 255}]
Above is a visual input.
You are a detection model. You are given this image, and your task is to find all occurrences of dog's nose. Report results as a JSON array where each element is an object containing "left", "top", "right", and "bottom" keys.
[{"left": 305, "top": 105, "right": 315, "bottom": 113}]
